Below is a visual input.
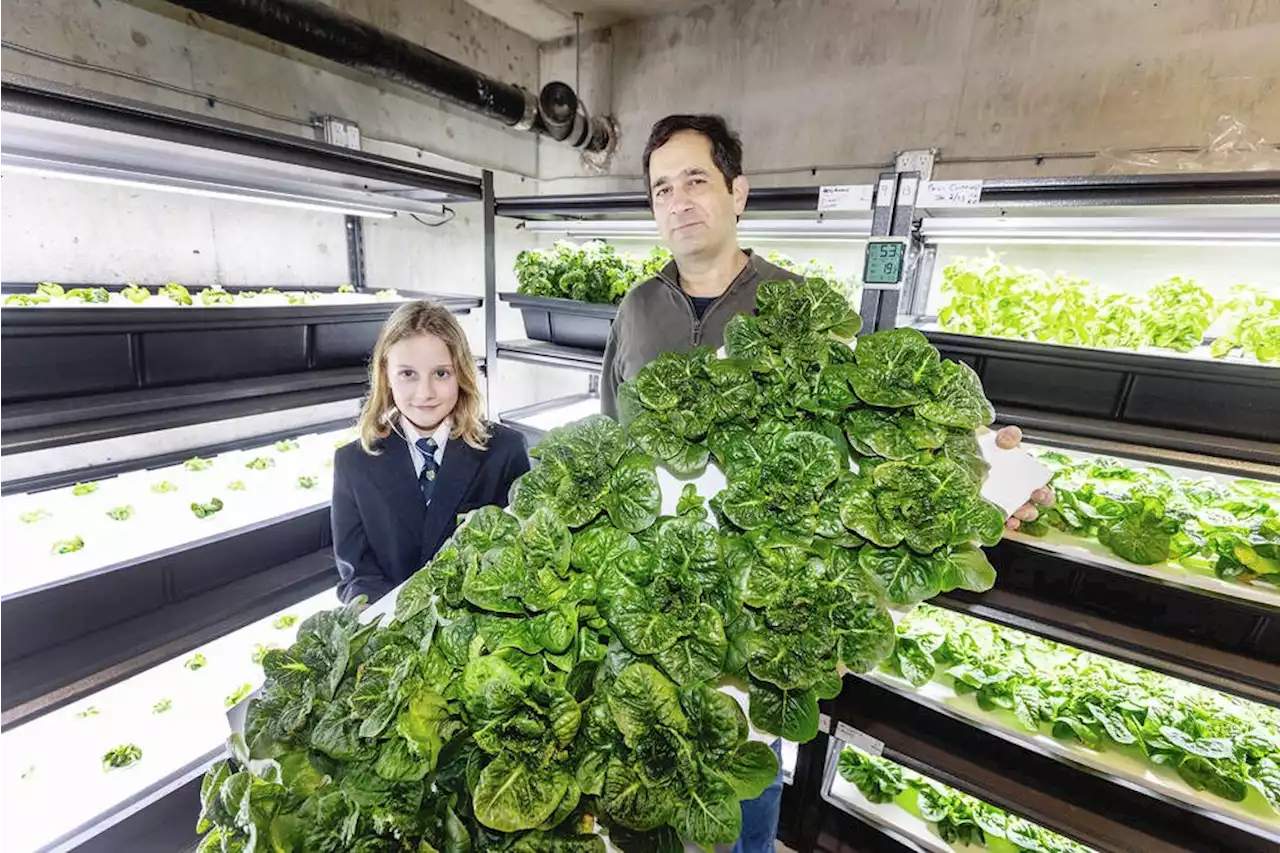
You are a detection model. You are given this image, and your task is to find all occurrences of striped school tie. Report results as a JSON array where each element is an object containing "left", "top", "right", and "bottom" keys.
[{"left": 416, "top": 437, "right": 439, "bottom": 504}]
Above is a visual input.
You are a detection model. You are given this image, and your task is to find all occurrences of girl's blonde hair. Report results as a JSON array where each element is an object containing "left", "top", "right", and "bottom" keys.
[{"left": 357, "top": 300, "right": 489, "bottom": 454}]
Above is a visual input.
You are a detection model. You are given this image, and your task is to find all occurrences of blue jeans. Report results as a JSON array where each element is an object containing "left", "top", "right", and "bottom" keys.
[{"left": 734, "top": 738, "right": 784, "bottom": 853}]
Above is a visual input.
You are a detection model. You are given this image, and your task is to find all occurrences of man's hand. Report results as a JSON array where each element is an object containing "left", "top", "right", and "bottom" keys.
[{"left": 994, "top": 425, "right": 1055, "bottom": 531}]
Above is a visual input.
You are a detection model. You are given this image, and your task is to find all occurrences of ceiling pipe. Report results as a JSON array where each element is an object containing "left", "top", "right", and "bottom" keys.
[{"left": 160, "top": 0, "right": 614, "bottom": 152}]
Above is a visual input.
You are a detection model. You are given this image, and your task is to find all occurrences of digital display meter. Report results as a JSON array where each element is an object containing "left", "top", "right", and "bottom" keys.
[{"left": 862, "top": 238, "right": 908, "bottom": 286}]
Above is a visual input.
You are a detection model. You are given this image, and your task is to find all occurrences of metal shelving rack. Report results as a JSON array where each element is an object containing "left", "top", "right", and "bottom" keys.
[
  {"left": 482, "top": 170, "right": 1280, "bottom": 853},
  {"left": 0, "top": 78, "right": 491, "bottom": 853},
  {"left": 488, "top": 185, "right": 876, "bottom": 438}
]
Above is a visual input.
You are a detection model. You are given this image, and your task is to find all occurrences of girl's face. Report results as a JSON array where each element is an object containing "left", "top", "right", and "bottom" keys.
[{"left": 386, "top": 333, "right": 459, "bottom": 433}]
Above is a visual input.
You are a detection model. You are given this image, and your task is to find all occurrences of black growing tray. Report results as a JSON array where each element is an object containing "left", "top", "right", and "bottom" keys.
[
  {"left": 924, "top": 332, "right": 1280, "bottom": 445},
  {"left": 0, "top": 507, "right": 332, "bottom": 719},
  {"left": 0, "top": 292, "right": 480, "bottom": 452},
  {"left": 500, "top": 292, "right": 617, "bottom": 352}
]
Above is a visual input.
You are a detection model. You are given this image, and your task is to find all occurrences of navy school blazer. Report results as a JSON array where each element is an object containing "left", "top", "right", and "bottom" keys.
[{"left": 331, "top": 421, "right": 531, "bottom": 605}]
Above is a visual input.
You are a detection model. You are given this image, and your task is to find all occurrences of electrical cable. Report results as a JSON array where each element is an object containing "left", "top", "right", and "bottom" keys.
[{"left": 409, "top": 207, "right": 456, "bottom": 227}]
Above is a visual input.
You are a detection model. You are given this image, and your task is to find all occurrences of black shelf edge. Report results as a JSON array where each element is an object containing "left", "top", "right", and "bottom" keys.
[
  {"left": 1, "top": 75, "right": 483, "bottom": 201},
  {"left": 1, "top": 548, "right": 334, "bottom": 728},
  {"left": 498, "top": 291, "right": 620, "bottom": 319},
  {"left": 495, "top": 339, "right": 605, "bottom": 372},
  {"left": 977, "top": 171, "right": 1280, "bottom": 207},
  {"left": 999, "top": 534, "right": 1280, "bottom": 614},
  {"left": 995, "top": 406, "right": 1280, "bottom": 468},
  {"left": 834, "top": 677, "right": 1276, "bottom": 853},
  {"left": 1, "top": 417, "right": 355, "bottom": 496},
  {"left": 1, "top": 368, "right": 368, "bottom": 455},
  {"left": 1018, "top": 427, "right": 1280, "bottom": 483},
  {"left": 0, "top": 294, "right": 481, "bottom": 331},
  {"left": 928, "top": 332, "right": 1278, "bottom": 445},
  {"left": 494, "top": 185, "right": 821, "bottom": 219},
  {"left": 924, "top": 331, "right": 1278, "bottom": 385},
  {"left": 935, "top": 585, "right": 1280, "bottom": 708}
]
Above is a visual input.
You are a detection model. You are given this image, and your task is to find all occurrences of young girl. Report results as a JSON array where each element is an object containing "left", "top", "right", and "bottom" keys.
[{"left": 332, "top": 300, "right": 530, "bottom": 605}]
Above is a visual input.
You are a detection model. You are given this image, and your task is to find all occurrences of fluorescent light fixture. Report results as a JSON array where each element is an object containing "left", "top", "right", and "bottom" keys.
[
  {"left": 921, "top": 216, "right": 1280, "bottom": 246},
  {"left": 1, "top": 157, "right": 398, "bottom": 219},
  {"left": 521, "top": 218, "right": 872, "bottom": 241}
]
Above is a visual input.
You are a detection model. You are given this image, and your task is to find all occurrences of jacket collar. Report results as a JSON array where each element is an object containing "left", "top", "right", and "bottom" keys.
[{"left": 656, "top": 248, "right": 758, "bottom": 293}]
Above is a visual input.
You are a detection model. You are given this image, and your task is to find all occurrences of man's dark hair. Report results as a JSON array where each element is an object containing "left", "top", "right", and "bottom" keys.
[{"left": 642, "top": 114, "right": 744, "bottom": 200}]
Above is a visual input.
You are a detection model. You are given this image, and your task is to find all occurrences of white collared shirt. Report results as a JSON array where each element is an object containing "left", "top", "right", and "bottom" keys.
[{"left": 402, "top": 417, "right": 450, "bottom": 478}]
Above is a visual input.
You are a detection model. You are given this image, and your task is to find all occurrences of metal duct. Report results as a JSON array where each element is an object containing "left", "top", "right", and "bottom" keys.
[{"left": 162, "top": 0, "right": 613, "bottom": 152}]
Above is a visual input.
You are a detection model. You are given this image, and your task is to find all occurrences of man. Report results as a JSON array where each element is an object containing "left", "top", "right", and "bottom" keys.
[{"left": 601, "top": 114, "right": 1051, "bottom": 852}]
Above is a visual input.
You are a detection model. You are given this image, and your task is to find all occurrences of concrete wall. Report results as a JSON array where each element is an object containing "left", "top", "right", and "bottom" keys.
[
  {"left": 1, "top": 0, "right": 592, "bottom": 412},
  {"left": 545, "top": 0, "right": 1280, "bottom": 187}
]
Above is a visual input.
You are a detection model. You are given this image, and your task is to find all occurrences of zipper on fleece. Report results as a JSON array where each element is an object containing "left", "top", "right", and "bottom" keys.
[{"left": 658, "top": 256, "right": 756, "bottom": 347}]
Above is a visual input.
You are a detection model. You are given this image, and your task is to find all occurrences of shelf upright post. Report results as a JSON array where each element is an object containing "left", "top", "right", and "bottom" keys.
[
  {"left": 318, "top": 116, "right": 369, "bottom": 291},
  {"left": 482, "top": 169, "right": 498, "bottom": 406},
  {"left": 859, "top": 170, "right": 918, "bottom": 333}
]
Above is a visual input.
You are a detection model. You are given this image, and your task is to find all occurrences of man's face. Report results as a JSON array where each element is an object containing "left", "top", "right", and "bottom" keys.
[{"left": 648, "top": 130, "right": 748, "bottom": 260}]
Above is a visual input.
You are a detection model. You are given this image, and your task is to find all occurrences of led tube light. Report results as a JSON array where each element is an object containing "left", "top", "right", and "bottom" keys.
[
  {"left": 920, "top": 215, "right": 1280, "bottom": 246},
  {"left": 2, "top": 157, "right": 399, "bottom": 219},
  {"left": 520, "top": 218, "right": 873, "bottom": 241}
]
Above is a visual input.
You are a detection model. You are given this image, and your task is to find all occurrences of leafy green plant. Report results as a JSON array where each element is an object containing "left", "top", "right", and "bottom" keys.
[
  {"left": 376, "top": 288, "right": 400, "bottom": 300},
  {"left": 227, "top": 480, "right": 246, "bottom": 491},
  {"left": 191, "top": 498, "right": 225, "bottom": 519},
  {"left": 886, "top": 605, "right": 1280, "bottom": 814},
  {"left": 151, "top": 480, "right": 178, "bottom": 494},
  {"left": 273, "top": 614, "right": 299, "bottom": 630},
  {"left": 195, "top": 279, "right": 1008, "bottom": 852},
  {"left": 1213, "top": 285, "right": 1280, "bottom": 363},
  {"left": 838, "top": 747, "right": 1096, "bottom": 852},
  {"left": 66, "top": 286, "right": 110, "bottom": 304},
  {"left": 252, "top": 643, "right": 280, "bottom": 665},
  {"left": 19, "top": 509, "right": 52, "bottom": 524},
  {"left": 297, "top": 475, "right": 319, "bottom": 490},
  {"left": 338, "top": 284, "right": 355, "bottom": 293},
  {"left": 103, "top": 744, "right": 142, "bottom": 770},
  {"left": 1142, "top": 276, "right": 1216, "bottom": 352},
  {"left": 938, "top": 255, "right": 1251, "bottom": 356},
  {"left": 184, "top": 456, "right": 214, "bottom": 472},
  {"left": 1022, "top": 451, "right": 1280, "bottom": 586},
  {"left": 72, "top": 481, "right": 99, "bottom": 496},
  {"left": 52, "top": 536, "right": 85, "bottom": 555},
  {"left": 275, "top": 439, "right": 300, "bottom": 453},
  {"left": 515, "top": 240, "right": 644, "bottom": 305},
  {"left": 154, "top": 699, "right": 173, "bottom": 714},
  {"left": 837, "top": 747, "right": 905, "bottom": 803},
  {"left": 121, "top": 283, "right": 150, "bottom": 303},
  {"left": 185, "top": 653, "right": 207, "bottom": 671},
  {"left": 160, "top": 282, "right": 192, "bottom": 305},
  {"left": 106, "top": 505, "right": 135, "bottom": 521},
  {"left": 225, "top": 683, "right": 253, "bottom": 709},
  {"left": 199, "top": 285, "right": 236, "bottom": 306},
  {"left": 76, "top": 706, "right": 100, "bottom": 719}
]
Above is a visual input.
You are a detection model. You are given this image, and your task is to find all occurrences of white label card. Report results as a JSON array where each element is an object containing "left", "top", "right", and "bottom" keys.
[
  {"left": 818, "top": 184, "right": 875, "bottom": 212},
  {"left": 875, "top": 178, "right": 896, "bottom": 208},
  {"left": 835, "top": 722, "right": 885, "bottom": 757},
  {"left": 918, "top": 179, "right": 983, "bottom": 208},
  {"left": 977, "top": 427, "right": 1053, "bottom": 517}
]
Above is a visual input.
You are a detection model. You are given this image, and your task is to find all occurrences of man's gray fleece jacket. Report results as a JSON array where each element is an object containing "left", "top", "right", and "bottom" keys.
[{"left": 600, "top": 251, "right": 803, "bottom": 419}]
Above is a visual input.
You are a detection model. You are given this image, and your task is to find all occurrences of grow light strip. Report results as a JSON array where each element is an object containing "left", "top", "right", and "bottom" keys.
[
  {"left": 520, "top": 218, "right": 874, "bottom": 241},
  {"left": 1, "top": 156, "right": 398, "bottom": 219}
]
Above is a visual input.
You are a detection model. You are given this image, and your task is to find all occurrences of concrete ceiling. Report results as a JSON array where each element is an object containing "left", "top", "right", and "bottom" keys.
[{"left": 469, "top": 0, "right": 711, "bottom": 42}]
